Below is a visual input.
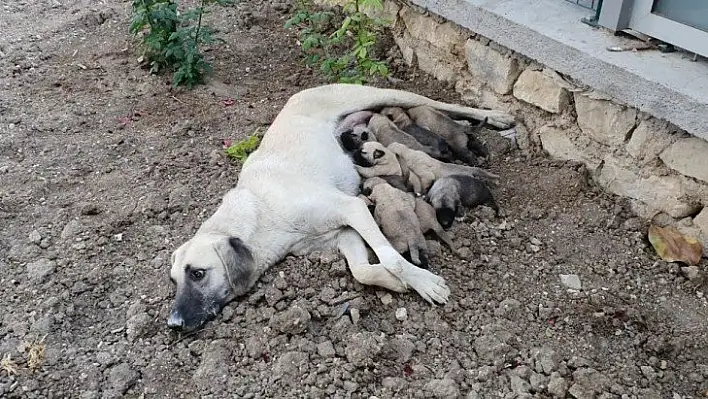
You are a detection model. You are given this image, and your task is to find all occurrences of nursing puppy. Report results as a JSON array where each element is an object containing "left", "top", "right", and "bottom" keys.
[
  {"left": 363, "top": 177, "right": 429, "bottom": 268},
  {"left": 380, "top": 107, "right": 454, "bottom": 162},
  {"left": 388, "top": 142, "right": 499, "bottom": 194},
  {"left": 368, "top": 114, "right": 448, "bottom": 160},
  {"left": 353, "top": 142, "right": 424, "bottom": 195},
  {"left": 427, "top": 174, "right": 500, "bottom": 229},
  {"left": 414, "top": 197, "right": 459, "bottom": 255},
  {"left": 340, "top": 124, "right": 377, "bottom": 152},
  {"left": 406, "top": 105, "right": 490, "bottom": 165},
  {"left": 167, "top": 83, "right": 515, "bottom": 333}
]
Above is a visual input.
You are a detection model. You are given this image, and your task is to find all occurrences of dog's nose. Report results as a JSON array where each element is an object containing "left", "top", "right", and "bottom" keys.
[{"left": 167, "top": 311, "right": 185, "bottom": 331}]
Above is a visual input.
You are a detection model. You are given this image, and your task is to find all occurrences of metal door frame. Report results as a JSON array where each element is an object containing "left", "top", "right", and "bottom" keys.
[{"left": 597, "top": 0, "right": 708, "bottom": 57}]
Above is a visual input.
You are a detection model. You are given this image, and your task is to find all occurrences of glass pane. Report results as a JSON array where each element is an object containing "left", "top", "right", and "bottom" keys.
[{"left": 652, "top": 0, "right": 708, "bottom": 32}]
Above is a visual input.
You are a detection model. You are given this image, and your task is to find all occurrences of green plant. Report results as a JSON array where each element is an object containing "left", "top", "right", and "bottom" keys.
[
  {"left": 285, "top": 0, "right": 390, "bottom": 84},
  {"left": 130, "top": 0, "right": 232, "bottom": 88},
  {"left": 224, "top": 128, "right": 265, "bottom": 163}
]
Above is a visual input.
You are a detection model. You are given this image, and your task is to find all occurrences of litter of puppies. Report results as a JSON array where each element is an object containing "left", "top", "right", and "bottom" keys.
[{"left": 336, "top": 106, "right": 501, "bottom": 267}]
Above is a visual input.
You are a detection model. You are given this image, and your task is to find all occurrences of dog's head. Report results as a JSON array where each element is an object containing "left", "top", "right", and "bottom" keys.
[
  {"left": 380, "top": 107, "right": 411, "bottom": 126},
  {"left": 427, "top": 178, "right": 461, "bottom": 229},
  {"left": 341, "top": 124, "right": 376, "bottom": 152},
  {"left": 361, "top": 176, "right": 388, "bottom": 196},
  {"left": 167, "top": 234, "right": 254, "bottom": 332},
  {"left": 352, "top": 141, "right": 392, "bottom": 167}
]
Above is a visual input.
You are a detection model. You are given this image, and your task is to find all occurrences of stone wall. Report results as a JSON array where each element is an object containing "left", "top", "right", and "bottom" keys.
[{"left": 360, "top": 0, "right": 708, "bottom": 247}]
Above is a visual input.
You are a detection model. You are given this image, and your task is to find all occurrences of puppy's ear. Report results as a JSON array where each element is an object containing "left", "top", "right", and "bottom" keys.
[
  {"left": 219, "top": 237, "right": 254, "bottom": 296},
  {"left": 373, "top": 149, "right": 385, "bottom": 159}
]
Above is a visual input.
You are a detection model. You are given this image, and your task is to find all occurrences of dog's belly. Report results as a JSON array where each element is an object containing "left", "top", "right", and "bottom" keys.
[{"left": 289, "top": 229, "right": 342, "bottom": 256}]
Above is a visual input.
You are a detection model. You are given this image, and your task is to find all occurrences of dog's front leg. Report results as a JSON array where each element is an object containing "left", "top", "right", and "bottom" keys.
[
  {"left": 335, "top": 195, "right": 450, "bottom": 304},
  {"left": 337, "top": 228, "right": 407, "bottom": 293}
]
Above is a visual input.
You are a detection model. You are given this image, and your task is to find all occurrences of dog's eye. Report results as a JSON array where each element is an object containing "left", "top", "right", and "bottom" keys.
[{"left": 189, "top": 269, "right": 206, "bottom": 281}]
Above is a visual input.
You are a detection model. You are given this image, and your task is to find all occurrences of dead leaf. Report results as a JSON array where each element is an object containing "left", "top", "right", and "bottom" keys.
[{"left": 648, "top": 224, "right": 703, "bottom": 265}]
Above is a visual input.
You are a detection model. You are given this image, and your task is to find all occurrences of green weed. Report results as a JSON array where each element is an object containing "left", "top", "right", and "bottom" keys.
[
  {"left": 130, "top": 0, "right": 233, "bottom": 88},
  {"left": 285, "top": 0, "right": 391, "bottom": 84},
  {"left": 224, "top": 128, "right": 265, "bottom": 163}
]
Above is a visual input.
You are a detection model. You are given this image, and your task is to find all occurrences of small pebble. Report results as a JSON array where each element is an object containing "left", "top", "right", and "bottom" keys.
[{"left": 395, "top": 307, "right": 408, "bottom": 321}]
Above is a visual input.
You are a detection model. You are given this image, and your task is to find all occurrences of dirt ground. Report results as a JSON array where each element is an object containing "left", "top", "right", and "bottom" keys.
[{"left": 1, "top": 0, "right": 708, "bottom": 398}]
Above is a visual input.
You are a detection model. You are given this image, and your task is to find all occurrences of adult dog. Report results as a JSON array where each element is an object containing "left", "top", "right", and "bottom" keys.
[{"left": 167, "top": 84, "right": 514, "bottom": 332}]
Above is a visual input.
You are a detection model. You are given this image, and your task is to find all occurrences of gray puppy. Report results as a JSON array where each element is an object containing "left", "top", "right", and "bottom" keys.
[
  {"left": 407, "top": 105, "right": 490, "bottom": 166},
  {"left": 426, "top": 174, "right": 500, "bottom": 229},
  {"left": 368, "top": 113, "right": 449, "bottom": 160},
  {"left": 380, "top": 107, "right": 454, "bottom": 162},
  {"left": 363, "top": 177, "right": 430, "bottom": 269}
]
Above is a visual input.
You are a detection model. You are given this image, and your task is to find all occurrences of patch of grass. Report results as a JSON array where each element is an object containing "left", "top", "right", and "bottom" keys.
[
  {"left": 285, "top": 0, "right": 391, "bottom": 84},
  {"left": 26, "top": 338, "right": 46, "bottom": 372},
  {"left": 224, "top": 128, "right": 265, "bottom": 163},
  {"left": 130, "top": 0, "right": 234, "bottom": 88},
  {"left": 1, "top": 353, "right": 19, "bottom": 376}
]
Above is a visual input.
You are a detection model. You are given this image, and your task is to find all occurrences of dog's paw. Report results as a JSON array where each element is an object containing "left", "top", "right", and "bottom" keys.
[
  {"left": 482, "top": 110, "right": 515, "bottom": 129},
  {"left": 407, "top": 267, "right": 450, "bottom": 305}
]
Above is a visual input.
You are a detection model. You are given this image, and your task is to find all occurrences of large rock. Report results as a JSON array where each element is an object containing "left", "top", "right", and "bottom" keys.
[
  {"left": 513, "top": 69, "right": 570, "bottom": 113},
  {"left": 393, "top": 30, "right": 415, "bottom": 65},
  {"left": 26, "top": 258, "right": 56, "bottom": 283},
  {"left": 400, "top": 7, "right": 439, "bottom": 43},
  {"left": 538, "top": 125, "right": 601, "bottom": 168},
  {"left": 575, "top": 93, "right": 637, "bottom": 147},
  {"left": 660, "top": 137, "right": 708, "bottom": 184},
  {"left": 625, "top": 118, "right": 676, "bottom": 163},
  {"left": 466, "top": 39, "right": 521, "bottom": 95},
  {"left": 415, "top": 44, "right": 463, "bottom": 82},
  {"left": 595, "top": 157, "right": 699, "bottom": 218},
  {"left": 361, "top": 0, "right": 400, "bottom": 23}
]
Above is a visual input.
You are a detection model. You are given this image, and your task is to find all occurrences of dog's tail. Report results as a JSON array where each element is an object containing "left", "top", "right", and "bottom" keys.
[{"left": 282, "top": 84, "right": 515, "bottom": 129}]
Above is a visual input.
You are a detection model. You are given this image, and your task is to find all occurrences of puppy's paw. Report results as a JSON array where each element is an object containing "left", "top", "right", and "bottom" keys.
[{"left": 482, "top": 110, "right": 515, "bottom": 129}]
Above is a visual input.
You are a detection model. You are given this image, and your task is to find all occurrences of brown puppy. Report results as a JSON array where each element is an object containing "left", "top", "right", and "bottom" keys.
[
  {"left": 368, "top": 114, "right": 449, "bottom": 160},
  {"left": 406, "top": 105, "right": 490, "bottom": 165},
  {"left": 363, "top": 177, "right": 429, "bottom": 268},
  {"left": 380, "top": 107, "right": 454, "bottom": 162},
  {"left": 388, "top": 142, "right": 499, "bottom": 194},
  {"left": 353, "top": 142, "right": 425, "bottom": 195}
]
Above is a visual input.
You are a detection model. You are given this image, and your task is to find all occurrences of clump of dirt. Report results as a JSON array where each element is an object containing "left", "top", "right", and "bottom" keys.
[{"left": 1, "top": 1, "right": 707, "bottom": 398}]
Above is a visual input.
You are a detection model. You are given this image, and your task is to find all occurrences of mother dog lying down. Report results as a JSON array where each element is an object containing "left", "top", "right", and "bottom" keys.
[{"left": 167, "top": 84, "right": 514, "bottom": 332}]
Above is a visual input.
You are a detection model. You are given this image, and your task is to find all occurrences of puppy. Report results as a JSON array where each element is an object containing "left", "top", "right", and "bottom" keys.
[
  {"left": 427, "top": 174, "right": 500, "bottom": 229},
  {"left": 407, "top": 105, "right": 490, "bottom": 165},
  {"left": 363, "top": 177, "right": 429, "bottom": 268},
  {"left": 414, "top": 197, "right": 459, "bottom": 255},
  {"left": 354, "top": 142, "right": 424, "bottom": 195},
  {"left": 352, "top": 141, "right": 402, "bottom": 178},
  {"left": 380, "top": 107, "right": 454, "bottom": 162},
  {"left": 336, "top": 110, "right": 374, "bottom": 136},
  {"left": 368, "top": 114, "right": 448, "bottom": 160},
  {"left": 387, "top": 142, "right": 499, "bottom": 194},
  {"left": 340, "top": 124, "right": 377, "bottom": 152}
]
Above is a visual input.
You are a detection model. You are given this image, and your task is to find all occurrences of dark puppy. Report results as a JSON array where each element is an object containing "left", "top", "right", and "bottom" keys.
[
  {"left": 381, "top": 107, "right": 454, "bottom": 162},
  {"left": 340, "top": 125, "right": 377, "bottom": 152},
  {"left": 426, "top": 174, "right": 500, "bottom": 229},
  {"left": 368, "top": 113, "right": 449, "bottom": 160},
  {"left": 407, "top": 105, "right": 490, "bottom": 165}
]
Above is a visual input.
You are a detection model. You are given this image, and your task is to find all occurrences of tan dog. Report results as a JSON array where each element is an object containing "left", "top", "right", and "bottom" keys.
[
  {"left": 388, "top": 142, "right": 499, "bottom": 194},
  {"left": 363, "top": 177, "right": 430, "bottom": 268},
  {"left": 352, "top": 141, "right": 402, "bottom": 178},
  {"left": 167, "top": 83, "right": 514, "bottom": 332}
]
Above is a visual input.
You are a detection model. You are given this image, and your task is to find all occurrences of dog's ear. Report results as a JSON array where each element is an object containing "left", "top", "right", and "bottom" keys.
[
  {"left": 219, "top": 237, "right": 254, "bottom": 296},
  {"left": 373, "top": 149, "right": 385, "bottom": 159}
]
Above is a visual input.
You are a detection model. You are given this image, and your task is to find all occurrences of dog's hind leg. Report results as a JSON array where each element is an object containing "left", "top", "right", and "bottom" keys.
[
  {"left": 337, "top": 228, "right": 407, "bottom": 293},
  {"left": 332, "top": 195, "right": 450, "bottom": 304}
]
